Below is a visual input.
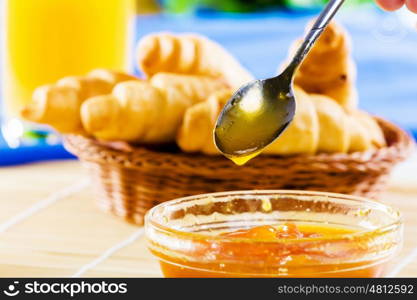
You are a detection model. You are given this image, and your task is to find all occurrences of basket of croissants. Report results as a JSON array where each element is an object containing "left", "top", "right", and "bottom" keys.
[{"left": 21, "top": 22, "right": 414, "bottom": 224}]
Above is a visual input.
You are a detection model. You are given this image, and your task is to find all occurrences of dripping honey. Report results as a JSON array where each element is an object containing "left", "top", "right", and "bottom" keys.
[{"left": 215, "top": 89, "right": 292, "bottom": 165}]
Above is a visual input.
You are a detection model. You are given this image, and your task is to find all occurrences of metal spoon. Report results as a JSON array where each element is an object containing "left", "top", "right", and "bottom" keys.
[{"left": 214, "top": 0, "right": 345, "bottom": 165}]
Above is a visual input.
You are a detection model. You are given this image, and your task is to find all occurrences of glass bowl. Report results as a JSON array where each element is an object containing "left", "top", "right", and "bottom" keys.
[{"left": 145, "top": 190, "right": 403, "bottom": 277}]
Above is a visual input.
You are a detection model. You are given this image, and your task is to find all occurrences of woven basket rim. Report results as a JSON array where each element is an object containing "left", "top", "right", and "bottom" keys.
[{"left": 64, "top": 116, "right": 414, "bottom": 176}]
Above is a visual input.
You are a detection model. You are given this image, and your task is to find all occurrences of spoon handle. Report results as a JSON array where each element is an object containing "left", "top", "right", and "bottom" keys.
[{"left": 285, "top": 0, "right": 345, "bottom": 76}]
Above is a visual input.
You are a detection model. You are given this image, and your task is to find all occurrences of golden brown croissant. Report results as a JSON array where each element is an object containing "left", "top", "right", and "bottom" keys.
[
  {"left": 262, "top": 87, "right": 320, "bottom": 155},
  {"left": 308, "top": 93, "right": 350, "bottom": 153},
  {"left": 21, "top": 70, "right": 138, "bottom": 133},
  {"left": 150, "top": 72, "right": 227, "bottom": 103},
  {"left": 349, "top": 110, "right": 386, "bottom": 149},
  {"left": 283, "top": 22, "right": 358, "bottom": 110},
  {"left": 177, "top": 86, "right": 385, "bottom": 155},
  {"left": 81, "top": 73, "right": 226, "bottom": 143},
  {"left": 136, "top": 32, "right": 254, "bottom": 90},
  {"left": 177, "top": 89, "right": 232, "bottom": 154}
]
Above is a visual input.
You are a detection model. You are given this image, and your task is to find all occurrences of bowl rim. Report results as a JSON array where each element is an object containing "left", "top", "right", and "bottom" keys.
[{"left": 145, "top": 189, "right": 403, "bottom": 244}]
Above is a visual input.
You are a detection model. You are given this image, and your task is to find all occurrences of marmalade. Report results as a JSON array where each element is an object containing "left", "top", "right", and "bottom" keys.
[{"left": 153, "top": 223, "right": 391, "bottom": 278}]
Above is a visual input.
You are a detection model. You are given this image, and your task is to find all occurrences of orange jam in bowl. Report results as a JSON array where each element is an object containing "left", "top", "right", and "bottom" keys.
[{"left": 145, "top": 191, "right": 403, "bottom": 278}]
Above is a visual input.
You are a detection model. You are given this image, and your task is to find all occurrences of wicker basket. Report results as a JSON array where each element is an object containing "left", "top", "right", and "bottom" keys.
[{"left": 64, "top": 117, "right": 414, "bottom": 225}]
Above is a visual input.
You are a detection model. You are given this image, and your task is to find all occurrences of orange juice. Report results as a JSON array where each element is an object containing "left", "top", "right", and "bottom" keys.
[{"left": 1, "top": 0, "right": 135, "bottom": 118}]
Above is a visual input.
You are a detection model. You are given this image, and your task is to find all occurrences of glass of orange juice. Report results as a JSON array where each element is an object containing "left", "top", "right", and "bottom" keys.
[{"left": 0, "top": 0, "right": 135, "bottom": 147}]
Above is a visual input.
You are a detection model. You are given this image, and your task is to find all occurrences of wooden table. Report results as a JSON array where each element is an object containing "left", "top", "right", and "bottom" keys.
[{"left": 1, "top": 153, "right": 417, "bottom": 278}]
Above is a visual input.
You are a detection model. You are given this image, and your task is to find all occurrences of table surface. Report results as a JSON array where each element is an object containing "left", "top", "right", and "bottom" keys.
[{"left": 0, "top": 152, "right": 417, "bottom": 278}]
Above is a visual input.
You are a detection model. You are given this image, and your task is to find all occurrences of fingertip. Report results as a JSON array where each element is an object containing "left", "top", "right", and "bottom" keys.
[
  {"left": 376, "top": 0, "right": 405, "bottom": 11},
  {"left": 406, "top": 0, "right": 417, "bottom": 13}
]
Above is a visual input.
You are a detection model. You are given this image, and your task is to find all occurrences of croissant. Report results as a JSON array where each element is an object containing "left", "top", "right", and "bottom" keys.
[
  {"left": 283, "top": 22, "right": 358, "bottom": 110},
  {"left": 262, "top": 87, "right": 320, "bottom": 155},
  {"left": 177, "top": 89, "right": 232, "bottom": 155},
  {"left": 81, "top": 73, "right": 226, "bottom": 143},
  {"left": 177, "top": 86, "right": 385, "bottom": 155},
  {"left": 349, "top": 110, "right": 386, "bottom": 150},
  {"left": 150, "top": 72, "right": 227, "bottom": 103},
  {"left": 136, "top": 32, "right": 254, "bottom": 90},
  {"left": 21, "top": 70, "right": 138, "bottom": 133}
]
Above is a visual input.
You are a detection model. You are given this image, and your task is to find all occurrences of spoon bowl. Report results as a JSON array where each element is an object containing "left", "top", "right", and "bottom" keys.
[{"left": 214, "top": 72, "right": 295, "bottom": 164}]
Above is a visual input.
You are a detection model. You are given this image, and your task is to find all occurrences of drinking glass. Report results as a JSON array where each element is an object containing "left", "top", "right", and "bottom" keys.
[{"left": 0, "top": 0, "right": 135, "bottom": 147}]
